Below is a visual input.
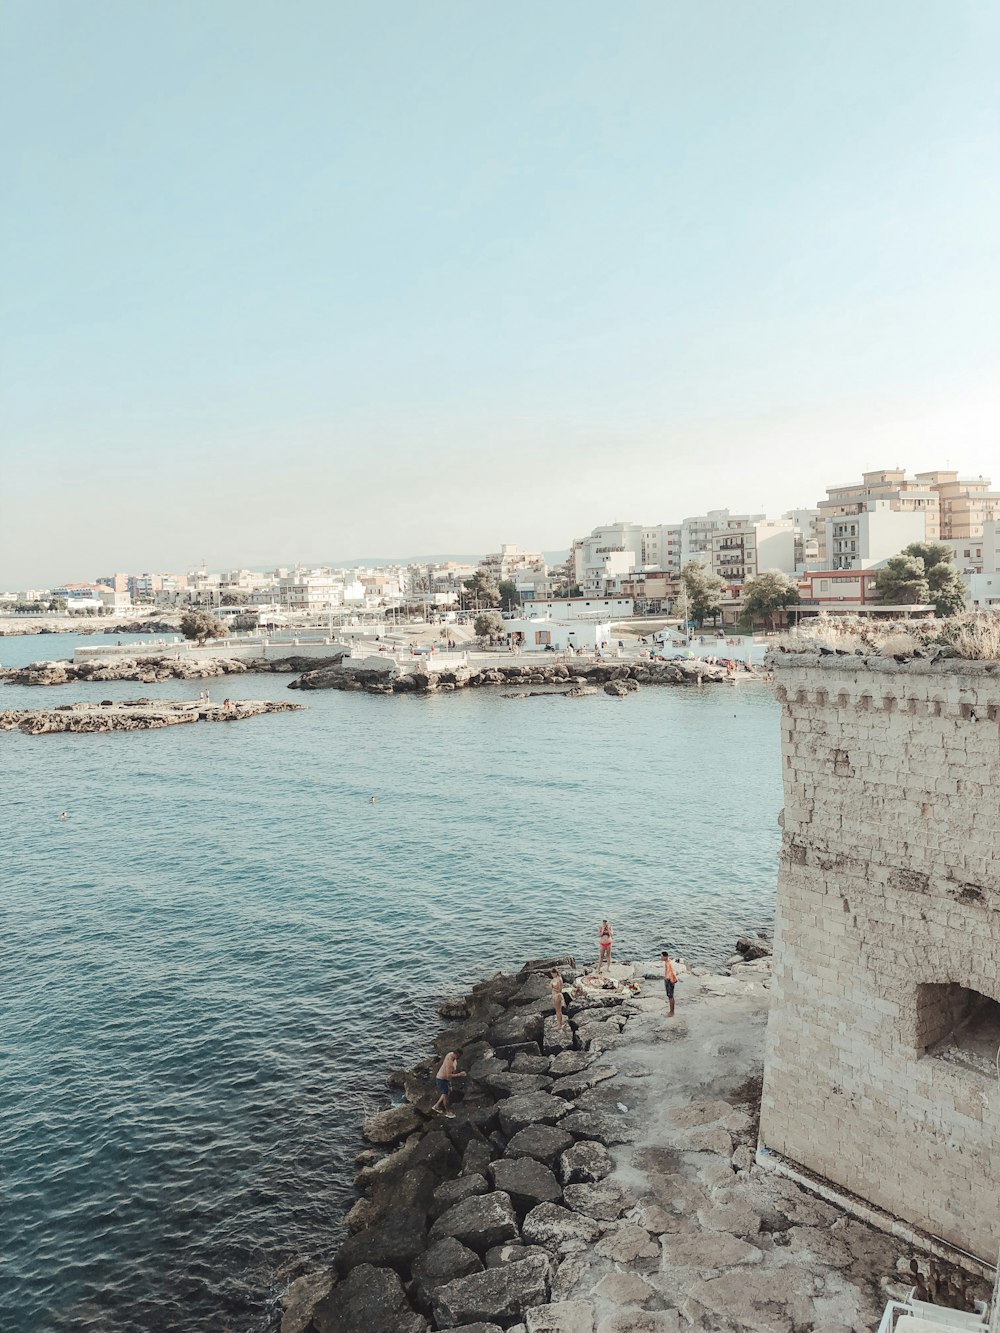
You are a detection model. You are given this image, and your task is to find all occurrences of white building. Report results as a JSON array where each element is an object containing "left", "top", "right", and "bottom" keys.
[
  {"left": 818, "top": 499, "right": 927, "bottom": 571},
  {"left": 966, "top": 573, "right": 1000, "bottom": 608},
  {"left": 521, "top": 597, "right": 633, "bottom": 620},
  {"left": 504, "top": 617, "right": 612, "bottom": 652},
  {"left": 680, "top": 510, "right": 766, "bottom": 567},
  {"left": 277, "top": 571, "right": 344, "bottom": 610}
]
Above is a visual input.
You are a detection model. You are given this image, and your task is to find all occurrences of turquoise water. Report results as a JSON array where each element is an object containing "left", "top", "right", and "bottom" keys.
[{"left": 1, "top": 635, "right": 782, "bottom": 1332}]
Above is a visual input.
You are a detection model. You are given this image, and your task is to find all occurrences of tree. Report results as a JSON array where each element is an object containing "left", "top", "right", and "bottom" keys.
[
  {"left": 498, "top": 580, "right": 521, "bottom": 613},
  {"left": 220, "top": 591, "right": 249, "bottom": 606},
  {"left": 681, "top": 561, "right": 724, "bottom": 627},
  {"left": 739, "top": 570, "right": 801, "bottom": 630},
  {"left": 876, "top": 543, "right": 966, "bottom": 616},
  {"left": 474, "top": 610, "right": 503, "bottom": 641},
  {"left": 463, "top": 569, "right": 501, "bottom": 608},
  {"left": 180, "top": 610, "right": 228, "bottom": 644}
]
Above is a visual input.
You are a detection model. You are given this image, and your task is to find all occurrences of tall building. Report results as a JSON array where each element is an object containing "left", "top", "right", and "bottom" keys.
[
  {"left": 820, "top": 500, "right": 927, "bottom": 571},
  {"left": 710, "top": 518, "right": 797, "bottom": 589},
  {"left": 816, "top": 469, "right": 940, "bottom": 563},
  {"left": 919, "top": 471, "right": 1000, "bottom": 541}
]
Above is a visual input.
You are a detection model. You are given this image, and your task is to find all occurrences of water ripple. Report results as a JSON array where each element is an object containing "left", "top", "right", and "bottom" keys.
[{"left": 1, "top": 636, "right": 782, "bottom": 1332}]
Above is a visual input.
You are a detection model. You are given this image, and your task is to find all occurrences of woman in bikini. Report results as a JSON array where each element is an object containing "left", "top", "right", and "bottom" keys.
[
  {"left": 550, "top": 968, "right": 565, "bottom": 1031},
  {"left": 598, "top": 919, "right": 613, "bottom": 971}
]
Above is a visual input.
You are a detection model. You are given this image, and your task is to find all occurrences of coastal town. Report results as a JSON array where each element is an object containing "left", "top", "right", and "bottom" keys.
[{"left": 5, "top": 467, "right": 1000, "bottom": 634}]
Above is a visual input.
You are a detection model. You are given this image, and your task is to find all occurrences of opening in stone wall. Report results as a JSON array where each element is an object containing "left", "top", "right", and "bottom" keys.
[{"left": 916, "top": 982, "right": 1000, "bottom": 1078}]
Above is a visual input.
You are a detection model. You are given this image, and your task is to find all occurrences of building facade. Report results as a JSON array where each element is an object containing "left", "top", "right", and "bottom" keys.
[{"left": 761, "top": 655, "right": 1000, "bottom": 1265}]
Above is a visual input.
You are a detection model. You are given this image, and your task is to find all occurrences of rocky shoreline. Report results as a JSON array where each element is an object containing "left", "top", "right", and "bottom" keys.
[
  {"left": 0, "top": 699, "right": 302, "bottom": 734},
  {"left": 279, "top": 943, "right": 986, "bottom": 1333},
  {"left": 289, "top": 658, "right": 744, "bottom": 695},
  {"left": 2, "top": 653, "right": 752, "bottom": 694}
]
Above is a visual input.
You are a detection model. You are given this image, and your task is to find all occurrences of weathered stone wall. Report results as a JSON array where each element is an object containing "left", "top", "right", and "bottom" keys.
[{"left": 760, "top": 652, "right": 1000, "bottom": 1262}]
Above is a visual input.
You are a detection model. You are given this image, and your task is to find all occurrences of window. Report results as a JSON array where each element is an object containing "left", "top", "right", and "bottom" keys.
[{"left": 916, "top": 983, "right": 1000, "bottom": 1078}]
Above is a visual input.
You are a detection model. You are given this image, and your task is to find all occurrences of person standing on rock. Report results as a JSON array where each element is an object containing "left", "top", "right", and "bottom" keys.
[
  {"left": 431, "top": 1049, "right": 466, "bottom": 1118},
  {"left": 598, "top": 919, "right": 613, "bottom": 971},
  {"left": 550, "top": 968, "right": 566, "bottom": 1030},
  {"left": 661, "top": 949, "right": 678, "bottom": 1017}
]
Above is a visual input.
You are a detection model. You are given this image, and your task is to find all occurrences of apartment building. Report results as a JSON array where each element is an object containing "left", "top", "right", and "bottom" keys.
[
  {"left": 922, "top": 471, "right": 1000, "bottom": 541},
  {"left": 820, "top": 500, "right": 926, "bottom": 571},
  {"left": 710, "top": 518, "right": 796, "bottom": 590},
  {"left": 816, "top": 469, "right": 940, "bottom": 562},
  {"left": 479, "top": 544, "right": 546, "bottom": 581}
]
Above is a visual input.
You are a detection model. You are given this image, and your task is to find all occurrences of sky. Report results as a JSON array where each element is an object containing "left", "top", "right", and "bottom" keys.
[{"left": 1, "top": 1, "right": 998, "bottom": 587}]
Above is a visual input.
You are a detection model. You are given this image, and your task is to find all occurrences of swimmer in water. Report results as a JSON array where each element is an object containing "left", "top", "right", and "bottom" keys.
[
  {"left": 369, "top": 794, "right": 377, "bottom": 805},
  {"left": 59, "top": 812, "right": 68, "bottom": 819}
]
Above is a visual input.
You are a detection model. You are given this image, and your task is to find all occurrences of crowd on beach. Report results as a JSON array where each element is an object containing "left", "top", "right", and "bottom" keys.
[{"left": 431, "top": 918, "right": 679, "bottom": 1117}]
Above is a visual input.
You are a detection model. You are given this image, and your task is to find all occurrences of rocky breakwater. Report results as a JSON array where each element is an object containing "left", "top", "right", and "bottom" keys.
[
  {"left": 289, "top": 657, "right": 734, "bottom": 696},
  {"left": 281, "top": 935, "right": 988, "bottom": 1333},
  {"left": 0, "top": 699, "right": 302, "bottom": 734},
  {"left": 280, "top": 952, "right": 637, "bottom": 1333},
  {"left": 1, "top": 652, "right": 347, "bottom": 687}
]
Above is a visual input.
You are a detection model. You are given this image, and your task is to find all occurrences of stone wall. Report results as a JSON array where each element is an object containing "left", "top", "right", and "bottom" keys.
[{"left": 759, "top": 652, "right": 1000, "bottom": 1263}]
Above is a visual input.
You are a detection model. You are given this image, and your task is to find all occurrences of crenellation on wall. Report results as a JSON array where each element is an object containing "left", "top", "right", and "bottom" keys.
[{"left": 760, "top": 653, "right": 1000, "bottom": 1264}]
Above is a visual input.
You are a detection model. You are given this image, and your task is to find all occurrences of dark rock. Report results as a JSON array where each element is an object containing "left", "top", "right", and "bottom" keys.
[
  {"left": 736, "top": 936, "right": 772, "bottom": 961},
  {"left": 408, "top": 1129, "right": 462, "bottom": 1181},
  {"left": 430, "top": 1173, "right": 490, "bottom": 1219},
  {"left": 509, "top": 1054, "right": 551, "bottom": 1075},
  {"left": 483, "top": 1072, "right": 552, "bottom": 1100},
  {"left": 518, "top": 956, "right": 576, "bottom": 976},
  {"left": 498, "top": 1093, "right": 573, "bottom": 1137},
  {"left": 548, "top": 1050, "right": 593, "bottom": 1077},
  {"left": 508, "top": 974, "right": 553, "bottom": 1007},
  {"left": 521, "top": 1202, "right": 602, "bottom": 1250},
  {"left": 333, "top": 1208, "right": 427, "bottom": 1277},
  {"left": 439, "top": 996, "right": 471, "bottom": 1020},
  {"left": 431, "top": 1253, "right": 552, "bottom": 1330},
  {"left": 484, "top": 1242, "right": 554, "bottom": 1269},
  {"left": 462, "top": 1140, "right": 495, "bottom": 1177},
  {"left": 504, "top": 1124, "right": 575, "bottom": 1169},
  {"left": 487, "top": 1010, "right": 544, "bottom": 1049},
  {"left": 558, "top": 1109, "right": 635, "bottom": 1145},
  {"left": 558, "top": 1140, "right": 614, "bottom": 1185},
  {"left": 362, "top": 1102, "right": 425, "bottom": 1145},
  {"left": 488, "top": 1157, "right": 563, "bottom": 1212},
  {"left": 429, "top": 1190, "right": 519, "bottom": 1253},
  {"left": 311, "top": 1263, "right": 427, "bottom": 1333},
  {"left": 411, "top": 1237, "right": 482, "bottom": 1313}
]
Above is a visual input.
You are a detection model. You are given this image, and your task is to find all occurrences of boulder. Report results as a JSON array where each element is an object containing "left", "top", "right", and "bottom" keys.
[
  {"left": 430, "top": 1173, "right": 490, "bottom": 1219},
  {"left": 562, "top": 1180, "right": 634, "bottom": 1220},
  {"left": 429, "top": 1191, "right": 519, "bottom": 1253},
  {"left": 522, "top": 1202, "right": 603, "bottom": 1252},
  {"left": 498, "top": 1093, "right": 573, "bottom": 1137},
  {"left": 509, "top": 974, "right": 555, "bottom": 1007},
  {"left": 558, "top": 1140, "right": 614, "bottom": 1185},
  {"left": 311, "top": 1263, "right": 427, "bottom": 1333},
  {"left": 462, "top": 1140, "right": 495, "bottom": 1177},
  {"left": 603, "top": 679, "right": 637, "bottom": 697},
  {"left": 486, "top": 1242, "right": 553, "bottom": 1268},
  {"left": 488, "top": 1010, "right": 544, "bottom": 1050},
  {"left": 550, "top": 1066, "right": 617, "bottom": 1100},
  {"left": 511, "top": 1053, "right": 552, "bottom": 1074},
  {"left": 489, "top": 1157, "right": 563, "bottom": 1211},
  {"left": 542, "top": 1017, "right": 575, "bottom": 1056},
  {"left": 548, "top": 1050, "right": 593, "bottom": 1077},
  {"left": 411, "top": 1237, "right": 482, "bottom": 1311},
  {"left": 362, "top": 1102, "right": 425, "bottom": 1145},
  {"left": 597, "top": 1314, "right": 680, "bottom": 1333},
  {"left": 431, "top": 1253, "right": 552, "bottom": 1329},
  {"left": 333, "top": 1208, "right": 427, "bottom": 1277},
  {"left": 558, "top": 1110, "right": 635, "bottom": 1146},
  {"left": 439, "top": 996, "right": 471, "bottom": 1020},
  {"left": 505, "top": 1124, "right": 575, "bottom": 1169},
  {"left": 519, "top": 958, "right": 577, "bottom": 976},
  {"left": 594, "top": 1223, "right": 660, "bottom": 1268},
  {"left": 525, "top": 1302, "right": 596, "bottom": 1333},
  {"left": 660, "top": 1232, "right": 762, "bottom": 1272},
  {"left": 736, "top": 936, "right": 772, "bottom": 961},
  {"left": 484, "top": 1072, "right": 553, "bottom": 1100},
  {"left": 280, "top": 1269, "right": 335, "bottom": 1333}
]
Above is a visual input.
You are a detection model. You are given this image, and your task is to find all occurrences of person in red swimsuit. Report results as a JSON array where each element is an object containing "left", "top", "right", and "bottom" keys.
[{"left": 597, "top": 919, "right": 613, "bottom": 971}]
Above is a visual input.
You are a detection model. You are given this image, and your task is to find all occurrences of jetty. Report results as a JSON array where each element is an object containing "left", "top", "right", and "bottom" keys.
[{"left": 0, "top": 699, "right": 302, "bottom": 735}]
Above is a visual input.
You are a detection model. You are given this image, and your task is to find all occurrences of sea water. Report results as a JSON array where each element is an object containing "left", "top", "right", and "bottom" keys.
[{"left": 1, "top": 635, "right": 782, "bottom": 1332}]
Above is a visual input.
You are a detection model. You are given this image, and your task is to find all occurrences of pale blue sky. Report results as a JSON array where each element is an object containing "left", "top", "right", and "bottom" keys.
[{"left": 2, "top": 1, "right": 998, "bottom": 585}]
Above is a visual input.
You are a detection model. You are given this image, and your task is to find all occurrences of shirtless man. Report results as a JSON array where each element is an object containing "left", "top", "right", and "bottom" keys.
[
  {"left": 661, "top": 949, "right": 678, "bottom": 1017},
  {"left": 431, "top": 1049, "right": 466, "bottom": 1118}
]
